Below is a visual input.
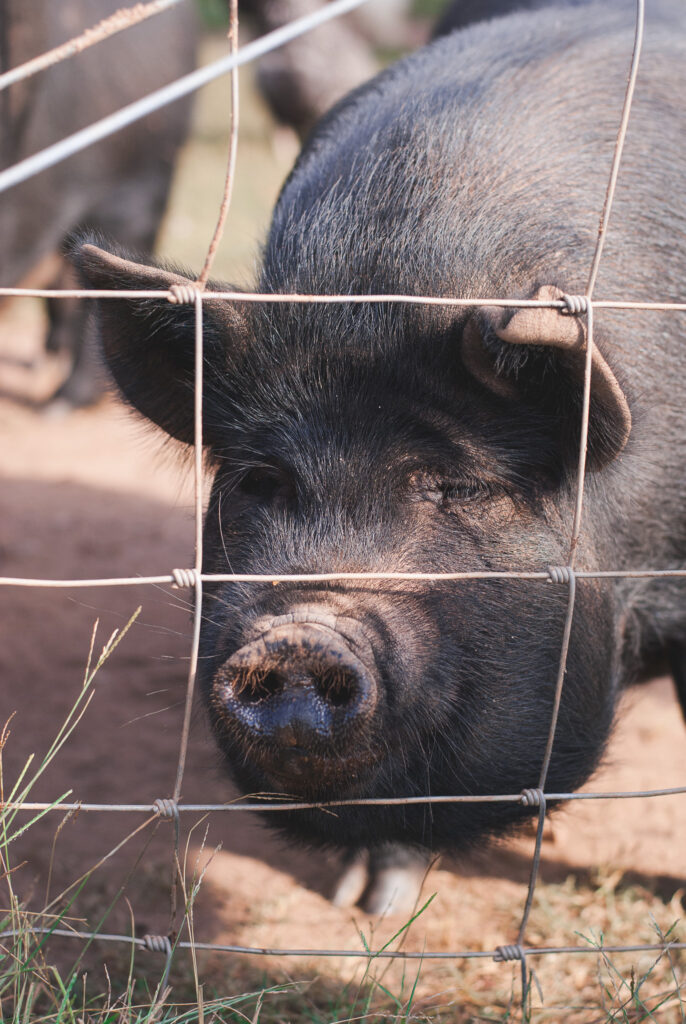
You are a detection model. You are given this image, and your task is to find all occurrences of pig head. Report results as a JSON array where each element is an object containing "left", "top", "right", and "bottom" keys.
[{"left": 71, "top": 236, "right": 628, "bottom": 854}]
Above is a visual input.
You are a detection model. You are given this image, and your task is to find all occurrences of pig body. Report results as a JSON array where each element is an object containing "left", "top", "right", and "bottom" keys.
[
  {"left": 432, "top": 0, "right": 594, "bottom": 38},
  {"left": 73, "top": 0, "right": 686, "bottom": 904},
  {"left": 0, "top": 0, "right": 195, "bottom": 406}
]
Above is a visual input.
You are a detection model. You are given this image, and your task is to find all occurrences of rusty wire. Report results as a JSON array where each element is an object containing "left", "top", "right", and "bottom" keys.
[
  {"left": 1, "top": 0, "right": 684, "bottom": 1014},
  {"left": 3, "top": 784, "right": 686, "bottom": 815},
  {"left": 585, "top": 0, "right": 645, "bottom": 298},
  {"left": 166, "top": 296, "right": 203, "bottom": 936},
  {"left": 1, "top": 925, "right": 684, "bottom": 963},
  {"left": 1, "top": 286, "right": 686, "bottom": 311},
  {"left": 196, "top": 0, "right": 239, "bottom": 288},
  {"left": 0, "top": 0, "right": 186, "bottom": 93},
  {"left": 2, "top": 567, "right": 686, "bottom": 589},
  {"left": 507, "top": 5, "right": 648, "bottom": 999}
]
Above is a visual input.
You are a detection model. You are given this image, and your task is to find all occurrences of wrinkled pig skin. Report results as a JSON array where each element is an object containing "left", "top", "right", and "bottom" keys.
[{"left": 71, "top": 0, "right": 686, "bottom": 870}]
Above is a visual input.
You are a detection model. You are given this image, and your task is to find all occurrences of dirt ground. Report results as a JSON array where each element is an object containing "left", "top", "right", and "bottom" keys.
[{"left": 1, "top": 37, "right": 685, "bottom": 1024}]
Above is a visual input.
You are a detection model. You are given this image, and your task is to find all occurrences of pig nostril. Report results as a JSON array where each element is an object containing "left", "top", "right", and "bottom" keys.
[
  {"left": 218, "top": 624, "right": 377, "bottom": 742},
  {"left": 316, "top": 667, "right": 359, "bottom": 708},
  {"left": 234, "top": 668, "right": 285, "bottom": 704}
]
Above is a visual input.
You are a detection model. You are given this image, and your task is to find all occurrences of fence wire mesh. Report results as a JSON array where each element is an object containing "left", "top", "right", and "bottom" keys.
[{"left": 1, "top": 0, "right": 685, "bottom": 1016}]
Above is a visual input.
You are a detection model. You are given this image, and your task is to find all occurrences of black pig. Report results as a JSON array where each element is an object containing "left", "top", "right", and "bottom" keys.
[{"left": 72, "top": 0, "right": 686, "bottom": 913}]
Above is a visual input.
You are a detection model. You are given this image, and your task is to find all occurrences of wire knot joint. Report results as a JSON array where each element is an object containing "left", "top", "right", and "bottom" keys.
[
  {"left": 168, "top": 283, "right": 200, "bottom": 305},
  {"left": 547, "top": 565, "right": 574, "bottom": 585},
  {"left": 519, "top": 787, "right": 545, "bottom": 808},
  {"left": 142, "top": 933, "right": 172, "bottom": 956},
  {"left": 559, "top": 293, "right": 589, "bottom": 316},
  {"left": 153, "top": 797, "right": 179, "bottom": 823},
  {"left": 494, "top": 943, "right": 525, "bottom": 963},
  {"left": 171, "top": 568, "right": 198, "bottom": 589}
]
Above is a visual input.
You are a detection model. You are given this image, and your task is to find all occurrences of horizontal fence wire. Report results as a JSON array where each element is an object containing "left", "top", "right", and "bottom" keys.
[
  {"left": 1, "top": 286, "right": 686, "bottom": 311},
  {"left": 2, "top": 568, "right": 686, "bottom": 588},
  {"left": 1, "top": 927, "right": 685, "bottom": 963},
  {"left": 4, "top": 787, "right": 686, "bottom": 814},
  {"left": 1, "top": 0, "right": 684, "bottom": 1014}
]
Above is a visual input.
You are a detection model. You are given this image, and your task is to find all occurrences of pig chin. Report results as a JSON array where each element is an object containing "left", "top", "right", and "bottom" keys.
[
  {"left": 230, "top": 744, "right": 382, "bottom": 801},
  {"left": 209, "top": 607, "right": 385, "bottom": 798}
]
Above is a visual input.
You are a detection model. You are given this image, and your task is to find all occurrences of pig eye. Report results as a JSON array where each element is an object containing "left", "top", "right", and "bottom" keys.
[
  {"left": 411, "top": 471, "right": 491, "bottom": 507},
  {"left": 238, "top": 467, "right": 294, "bottom": 502},
  {"left": 440, "top": 480, "right": 490, "bottom": 504}
]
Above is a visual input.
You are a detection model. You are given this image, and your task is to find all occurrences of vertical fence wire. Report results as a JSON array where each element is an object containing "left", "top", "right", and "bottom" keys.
[
  {"left": 165, "top": 293, "right": 205, "bottom": 941},
  {"left": 510, "top": 2, "right": 646, "bottom": 1001},
  {"left": 196, "top": 0, "right": 239, "bottom": 289}
]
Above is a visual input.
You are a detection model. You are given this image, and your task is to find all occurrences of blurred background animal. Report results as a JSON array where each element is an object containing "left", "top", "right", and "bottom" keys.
[
  {"left": 241, "top": 0, "right": 414, "bottom": 140},
  {"left": 0, "top": 0, "right": 196, "bottom": 410}
]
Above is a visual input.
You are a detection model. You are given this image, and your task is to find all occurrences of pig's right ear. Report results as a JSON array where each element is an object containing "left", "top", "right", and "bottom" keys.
[
  {"left": 461, "top": 286, "right": 632, "bottom": 468},
  {"left": 70, "top": 240, "right": 249, "bottom": 447}
]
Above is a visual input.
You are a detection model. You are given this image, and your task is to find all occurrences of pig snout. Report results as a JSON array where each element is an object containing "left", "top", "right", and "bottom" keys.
[{"left": 211, "top": 617, "right": 380, "bottom": 786}]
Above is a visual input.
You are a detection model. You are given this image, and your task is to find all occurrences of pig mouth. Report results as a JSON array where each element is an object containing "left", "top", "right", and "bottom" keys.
[{"left": 210, "top": 611, "right": 384, "bottom": 796}]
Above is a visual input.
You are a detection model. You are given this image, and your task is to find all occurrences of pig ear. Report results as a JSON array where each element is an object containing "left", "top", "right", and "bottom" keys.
[
  {"left": 70, "top": 240, "right": 249, "bottom": 447},
  {"left": 462, "top": 285, "right": 631, "bottom": 468}
]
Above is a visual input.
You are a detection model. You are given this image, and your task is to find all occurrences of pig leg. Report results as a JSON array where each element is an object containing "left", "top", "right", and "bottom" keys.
[
  {"left": 44, "top": 261, "right": 104, "bottom": 409},
  {"left": 667, "top": 642, "right": 686, "bottom": 725},
  {"left": 332, "top": 844, "right": 431, "bottom": 916},
  {"left": 331, "top": 849, "right": 370, "bottom": 908},
  {"left": 362, "top": 844, "right": 432, "bottom": 916}
]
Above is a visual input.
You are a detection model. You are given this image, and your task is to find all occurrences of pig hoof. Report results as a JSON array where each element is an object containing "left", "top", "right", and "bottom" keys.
[
  {"left": 40, "top": 397, "right": 73, "bottom": 421},
  {"left": 331, "top": 850, "right": 370, "bottom": 908},
  {"left": 360, "top": 863, "right": 426, "bottom": 916},
  {"left": 332, "top": 845, "right": 431, "bottom": 916}
]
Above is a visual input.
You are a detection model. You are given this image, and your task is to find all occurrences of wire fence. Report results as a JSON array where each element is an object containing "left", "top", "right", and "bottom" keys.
[{"left": 1, "top": 0, "right": 685, "bottom": 1017}]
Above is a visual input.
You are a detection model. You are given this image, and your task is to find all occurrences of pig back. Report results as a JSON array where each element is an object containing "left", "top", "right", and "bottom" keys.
[{"left": 265, "top": 1, "right": 686, "bottom": 398}]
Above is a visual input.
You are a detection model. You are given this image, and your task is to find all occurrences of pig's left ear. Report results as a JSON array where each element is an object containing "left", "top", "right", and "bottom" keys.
[
  {"left": 70, "top": 240, "right": 250, "bottom": 447},
  {"left": 462, "top": 284, "right": 631, "bottom": 468}
]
